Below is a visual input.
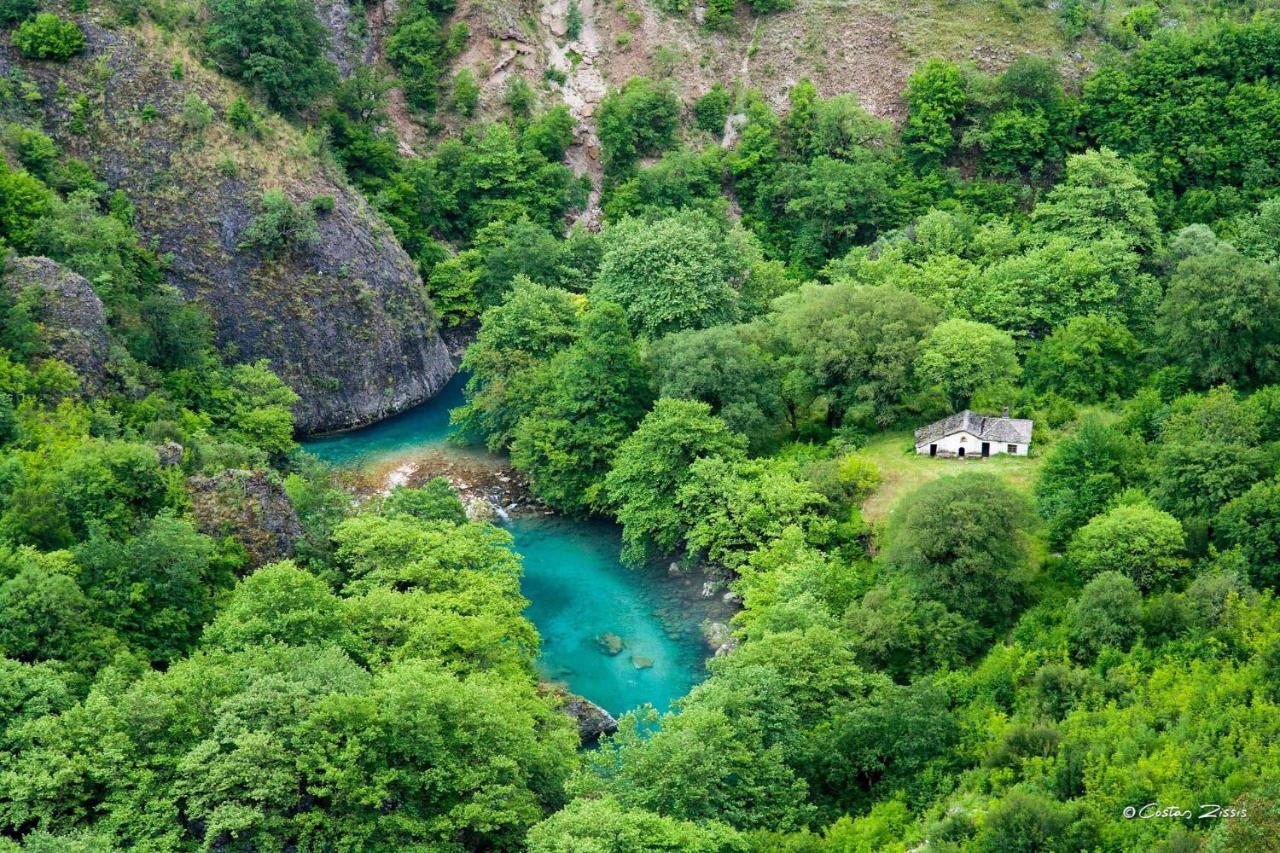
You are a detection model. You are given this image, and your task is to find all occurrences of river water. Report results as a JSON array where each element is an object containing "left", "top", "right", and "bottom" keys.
[{"left": 301, "top": 373, "right": 718, "bottom": 715}]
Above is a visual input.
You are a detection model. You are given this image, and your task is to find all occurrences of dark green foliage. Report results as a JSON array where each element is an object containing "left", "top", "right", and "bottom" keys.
[
  {"left": 766, "top": 282, "right": 939, "bottom": 430},
  {"left": 11, "top": 13, "right": 84, "bottom": 61},
  {"left": 0, "top": 0, "right": 37, "bottom": 26},
  {"left": 597, "top": 77, "right": 682, "bottom": 175},
  {"left": 1025, "top": 314, "right": 1140, "bottom": 403},
  {"left": 884, "top": 473, "right": 1031, "bottom": 630},
  {"left": 510, "top": 302, "right": 651, "bottom": 512},
  {"left": 1156, "top": 242, "right": 1280, "bottom": 389},
  {"left": 523, "top": 106, "right": 576, "bottom": 161},
  {"left": 1035, "top": 417, "right": 1143, "bottom": 549},
  {"left": 204, "top": 0, "right": 337, "bottom": 113},
  {"left": 1068, "top": 571, "right": 1142, "bottom": 658},
  {"left": 386, "top": 14, "right": 447, "bottom": 112},
  {"left": 693, "top": 83, "right": 731, "bottom": 135},
  {"left": 1082, "top": 20, "right": 1280, "bottom": 224},
  {"left": 649, "top": 325, "right": 786, "bottom": 453}
]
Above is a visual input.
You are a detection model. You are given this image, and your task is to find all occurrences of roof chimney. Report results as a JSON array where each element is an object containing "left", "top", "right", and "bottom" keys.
[{"left": 1002, "top": 406, "right": 1010, "bottom": 418}]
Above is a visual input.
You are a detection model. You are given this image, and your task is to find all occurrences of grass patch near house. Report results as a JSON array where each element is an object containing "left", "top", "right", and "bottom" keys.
[{"left": 859, "top": 428, "right": 1042, "bottom": 523}]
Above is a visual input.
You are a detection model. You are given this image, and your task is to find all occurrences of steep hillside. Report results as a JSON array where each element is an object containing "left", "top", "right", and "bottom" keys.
[{"left": 0, "top": 16, "right": 454, "bottom": 434}]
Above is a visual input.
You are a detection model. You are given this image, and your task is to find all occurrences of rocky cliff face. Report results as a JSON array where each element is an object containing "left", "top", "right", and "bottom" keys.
[
  {"left": 187, "top": 468, "right": 304, "bottom": 569},
  {"left": 0, "top": 20, "right": 455, "bottom": 434},
  {"left": 3, "top": 256, "right": 111, "bottom": 394}
]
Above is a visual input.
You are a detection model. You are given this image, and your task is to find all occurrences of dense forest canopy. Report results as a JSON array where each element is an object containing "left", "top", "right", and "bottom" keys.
[{"left": 3, "top": 0, "right": 1280, "bottom": 850}]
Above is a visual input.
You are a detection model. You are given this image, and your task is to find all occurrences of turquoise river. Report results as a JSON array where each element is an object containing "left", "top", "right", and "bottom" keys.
[{"left": 301, "top": 373, "right": 719, "bottom": 716}]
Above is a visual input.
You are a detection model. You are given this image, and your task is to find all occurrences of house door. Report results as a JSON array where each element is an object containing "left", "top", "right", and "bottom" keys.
[
  {"left": 981, "top": 442, "right": 990, "bottom": 457},
  {"left": 958, "top": 447, "right": 965, "bottom": 458},
  {"left": 930, "top": 444, "right": 937, "bottom": 457}
]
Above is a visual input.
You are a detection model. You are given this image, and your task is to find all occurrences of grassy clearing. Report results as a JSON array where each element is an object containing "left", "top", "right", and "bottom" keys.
[{"left": 859, "top": 428, "right": 1042, "bottom": 523}]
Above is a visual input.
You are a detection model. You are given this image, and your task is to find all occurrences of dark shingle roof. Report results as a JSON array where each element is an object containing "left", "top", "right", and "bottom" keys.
[{"left": 914, "top": 410, "right": 1034, "bottom": 446}]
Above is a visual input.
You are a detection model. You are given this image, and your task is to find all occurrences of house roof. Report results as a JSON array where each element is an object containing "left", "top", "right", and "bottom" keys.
[{"left": 914, "top": 410, "right": 1034, "bottom": 446}]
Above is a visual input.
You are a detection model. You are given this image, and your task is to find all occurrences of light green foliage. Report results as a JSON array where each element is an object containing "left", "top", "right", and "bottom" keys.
[
  {"left": 204, "top": 0, "right": 336, "bottom": 113},
  {"left": 510, "top": 302, "right": 651, "bottom": 512},
  {"left": 1067, "top": 502, "right": 1188, "bottom": 590},
  {"left": 381, "top": 479, "right": 468, "bottom": 526},
  {"left": 454, "top": 278, "right": 582, "bottom": 450},
  {"left": 450, "top": 68, "right": 479, "bottom": 116},
  {"left": 425, "top": 251, "right": 481, "bottom": 325},
  {"left": 677, "top": 456, "right": 828, "bottom": 568},
  {"left": 179, "top": 93, "right": 213, "bottom": 137},
  {"left": 606, "top": 399, "right": 747, "bottom": 565},
  {"left": 530, "top": 798, "right": 746, "bottom": 851},
  {"left": 914, "top": 318, "right": 1019, "bottom": 411},
  {"left": 11, "top": 13, "right": 84, "bottom": 61},
  {"left": 593, "top": 211, "right": 761, "bottom": 338}
]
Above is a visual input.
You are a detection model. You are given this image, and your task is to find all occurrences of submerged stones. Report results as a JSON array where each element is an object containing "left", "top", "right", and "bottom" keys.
[
  {"left": 630, "top": 655, "right": 654, "bottom": 669},
  {"left": 596, "top": 632, "right": 624, "bottom": 656}
]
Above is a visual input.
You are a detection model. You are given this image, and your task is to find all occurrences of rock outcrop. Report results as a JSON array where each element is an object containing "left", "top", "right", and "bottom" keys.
[
  {"left": 560, "top": 691, "right": 619, "bottom": 745},
  {"left": 0, "top": 20, "right": 455, "bottom": 434},
  {"left": 2, "top": 256, "right": 110, "bottom": 394},
  {"left": 187, "top": 469, "right": 304, "bottom": 568}
]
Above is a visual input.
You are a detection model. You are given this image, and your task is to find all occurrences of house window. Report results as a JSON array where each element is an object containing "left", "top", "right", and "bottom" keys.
[{"left": 1008, "top": 444, "right": 1018, "bottom": 454}]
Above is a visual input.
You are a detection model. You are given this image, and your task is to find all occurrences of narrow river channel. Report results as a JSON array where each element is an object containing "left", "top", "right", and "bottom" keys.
[{"left": 301, "top": 373, "right": 722, "bottom": 716}]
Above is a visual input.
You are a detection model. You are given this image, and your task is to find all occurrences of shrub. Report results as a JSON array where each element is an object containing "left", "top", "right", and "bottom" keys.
[
  {"left": 179, "top": 93, "right": 214, "bottom": 136},
  {"left": 309, "top": 194, "right": 335, "bottom": 216},
  {"left": 0, "top": 0, "right": 37, "bottom": 27},
  {"left": 597, "top": 77, "right": 681, "bottom": 174},
  {"left": 693, "top": 83, "right": 731, "bottom": 135},
  {"left": 12, "top": 13, "right": 85, "bottom": 61},
  {"left": 451, "top": 69, "right": 480, "bottom": 116},
  {"left": 204, "top": 0, "right": 336, "bottom": 113},
  {"left": 239, "top": 189, "right": 319, "bottom": 258}
]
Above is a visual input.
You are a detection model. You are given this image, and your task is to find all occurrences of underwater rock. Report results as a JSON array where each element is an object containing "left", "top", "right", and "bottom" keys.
[
  {"left": 596, "top": 632, "right": 624, "bottom": 655},
  {"left": 630, "top": 655, "right": 654, "bottom": 669}
]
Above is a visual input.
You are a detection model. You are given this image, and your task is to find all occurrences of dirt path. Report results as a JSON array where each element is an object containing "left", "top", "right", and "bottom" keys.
[{"left": 541, "top": 0, "right": 607, "bottom": 229}]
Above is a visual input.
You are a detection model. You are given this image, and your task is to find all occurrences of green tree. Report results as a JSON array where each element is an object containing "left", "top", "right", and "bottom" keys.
[
  {"left": 11, "top": 13, "right": 84, "bottom": 61},
  {"left": 510, "top": 302, "right": 651, "bottom": 512},
  {"left": 914, "top": 318, "right": 1019, "bottom": 411},
  {"left": 454, "top": 278, "right": 581, "bottom": 450},
  {"left": 1068, "top": 571, "right": 1142, "bottom": 659},
  {"left": 1156, "top": 244, "right": 1280, "bottom": 389},
  {"left": 1216, "top": 478, "right": 1280, "bottom": 589},
  {"left": 593, "top": 211, "right": 761, "bottom": 338},
  {"left": 1031, "top": 147, "right": 1159, "bottom": 254},
  {"left": 597, "top": 77, "right": 682, "bottom": 175},
  {"left": 74, "top": 515, "right": 221, "bottom": 664},
  {"left": 605, "top": 399, "right": 747, "bottom": 565},
  {"left": 767, "top": 282, "right": 940, "bottom": 429},
  {"left": 1067, "top": 502, "right": 1188, "bottom": 591},
  {"left": 677, "top": 457, "right": 827, "bottom": 568},
  {"left": 528, "top": 798, "right": 745, "bottom": 852},
  {"left": 204, "top": 0, "right": 337, "bottom": 113},
  {"left": 1035, "top": 417, "right": 1143, "bottom": 549},
  {"left": 1025, "top": 314, "right": 1140, "bottom": 402},
  {"left": 902, "top": 59, "right": 968, "bottom": 168},
  {"left": 693, "top": 84, "right": 732, "bottom": 135},
  {"left": 883, "top": 473, "right": 1031, "bottom": 629},
  {"left": 650, "top": 325, "right": 786, "bottom": 453}
]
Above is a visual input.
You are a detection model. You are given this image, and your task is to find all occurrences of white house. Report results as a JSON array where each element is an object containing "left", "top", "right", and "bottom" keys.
[{"left": 914, "top": 408, "right": 1033, "bottom": 458}]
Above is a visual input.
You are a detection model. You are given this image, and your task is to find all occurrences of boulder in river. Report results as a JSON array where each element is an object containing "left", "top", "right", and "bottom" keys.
[
  {"left": 544, "top": 685, "right": 619, "bottom": 745},
  {"left": 596, "top": 632, "right": 624, "bottom": 656},
  {"left": 630, "top": 655, "right": 654, "bottom": 669}
]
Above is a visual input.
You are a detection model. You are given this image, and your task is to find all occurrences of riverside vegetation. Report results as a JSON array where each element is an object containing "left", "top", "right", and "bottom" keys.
[{"left": 3, "top": 0, "right": 1280, "bottom": 851}]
